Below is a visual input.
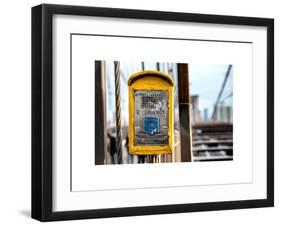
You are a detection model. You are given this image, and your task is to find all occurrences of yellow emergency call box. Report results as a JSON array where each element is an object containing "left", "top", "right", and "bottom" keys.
[{"left": 128, "top": 70, "right": 174, "bottom": 155}]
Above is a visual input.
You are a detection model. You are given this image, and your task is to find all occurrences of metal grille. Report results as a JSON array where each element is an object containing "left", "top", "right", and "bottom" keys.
[{"left": 140, "top": 93, "right": 163, "bottom": 109}]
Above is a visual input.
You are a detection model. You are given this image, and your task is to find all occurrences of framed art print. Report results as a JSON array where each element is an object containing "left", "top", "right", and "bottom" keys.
[{"left": 31, "top": 4, "right": 274, "bottom": 221}]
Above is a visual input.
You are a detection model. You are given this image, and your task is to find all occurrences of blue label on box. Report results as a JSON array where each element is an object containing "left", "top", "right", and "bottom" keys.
[{"left": 143, "top": 116, "right": 159, "bottom": 134}]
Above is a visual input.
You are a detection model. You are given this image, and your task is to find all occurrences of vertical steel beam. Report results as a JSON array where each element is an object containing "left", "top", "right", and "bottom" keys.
[
  {"left": 95, "top": 61, "right": 107, "bottom": 165},
  {"left": 156, "top": 62, "right": 160, "bottom": 71},
  {"left": 177, "top": 63, "right": 192, "bottom": 162}
]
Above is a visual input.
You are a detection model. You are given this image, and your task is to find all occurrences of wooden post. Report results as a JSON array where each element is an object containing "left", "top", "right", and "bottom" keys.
[
  {"left": 95, "top": 61, "right": 107, "bottom": 165},
  {"left": 177, "top": 63, "right": 192, "bottom": 162}
]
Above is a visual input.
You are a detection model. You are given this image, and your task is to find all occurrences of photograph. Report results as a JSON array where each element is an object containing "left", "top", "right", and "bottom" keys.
[
  {"left": 96, "top": 60, "right": 233, "bottom": 164},
  {"left": 30, "top": 4, "right": 273, "bottom": 221}
]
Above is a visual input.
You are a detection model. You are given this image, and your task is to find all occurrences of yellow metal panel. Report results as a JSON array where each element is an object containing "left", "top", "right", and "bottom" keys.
[
  {"left": 128, "top": 70, "right": 174, "bottom": 155},
  {"left": 128, "top": 70, "right": 174, "bottom": 86}
]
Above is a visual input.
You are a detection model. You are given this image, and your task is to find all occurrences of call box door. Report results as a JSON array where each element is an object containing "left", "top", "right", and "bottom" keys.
[{"left": 134, "top": 90, "right": 169, "bottom": 146}]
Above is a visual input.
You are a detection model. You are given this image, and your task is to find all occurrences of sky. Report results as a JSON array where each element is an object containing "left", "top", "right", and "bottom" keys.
[{"left": 189, "top": 64, "right": 233, "bottom": 113}]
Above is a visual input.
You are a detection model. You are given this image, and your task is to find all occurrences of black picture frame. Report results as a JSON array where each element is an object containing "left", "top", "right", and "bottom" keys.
[{"left": 32, "top": 3, "right": 274, "bottom": 221}]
